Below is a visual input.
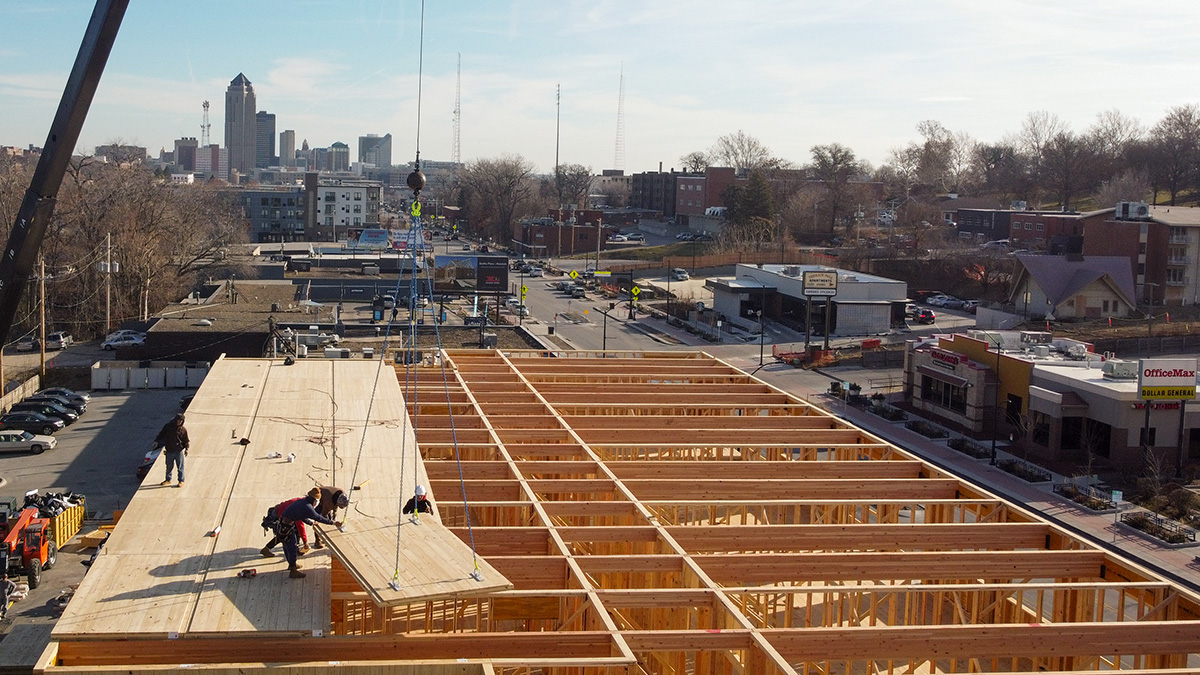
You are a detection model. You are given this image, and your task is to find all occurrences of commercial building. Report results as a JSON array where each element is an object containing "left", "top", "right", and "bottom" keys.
[
  {"left": 358, "top": 133, "right": 392, "bottom": 168},
  {"left": 904, "top": 330, "right": 1200, "bottom": 471},
  {"left": 193, "top": 144, "right": 228, "bottom": 181},
  {"left": 328, "top": 141, "right": 351, "bottom": 172},
  {"left": 313, "top": 176, "right": 380, "bottom": 241},
  {"left": 706, "top": 263, "right": 906, "bottom": 335},
  {"left": 173, "top": 137, "right": 198, "bottom": 172},
  {"left": 278, "top": 129, "right": 295, "bottom": 168},
  {"left": 255, "top": 110, "right": 276, "bottom": 168},
  {"left": 223, "top": 73, "right": 256, "bottom": 175},
  {"left": 630, "top": 169, "right": 682, "bottom": 218}
]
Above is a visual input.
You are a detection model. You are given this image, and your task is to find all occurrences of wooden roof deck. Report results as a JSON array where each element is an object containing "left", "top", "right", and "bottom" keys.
[{"left": 42, "top": 349, "right": 1200, "bottom": 674}]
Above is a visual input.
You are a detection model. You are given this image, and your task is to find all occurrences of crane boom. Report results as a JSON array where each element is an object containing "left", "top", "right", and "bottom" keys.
[{"left": 0, "top": 0, "right": 129, "bottom": 343}]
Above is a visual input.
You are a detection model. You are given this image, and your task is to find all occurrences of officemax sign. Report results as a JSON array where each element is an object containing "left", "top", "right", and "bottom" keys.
[{"left": 1138, "top": 358, "right": 1198, "bottom": 400}]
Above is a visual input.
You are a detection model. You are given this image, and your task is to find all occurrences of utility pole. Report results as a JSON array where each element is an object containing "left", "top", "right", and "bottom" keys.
[{"left": 105, "top": 232, "right": 111, "bottom": 332}]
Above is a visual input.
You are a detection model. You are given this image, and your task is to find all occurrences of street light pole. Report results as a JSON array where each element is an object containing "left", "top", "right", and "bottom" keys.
[
  {"left": 602, "top": 301, "right": 616, "bottom": 351},
  {"left": 757, "top": 309, "right": 765, "bottom": 366},
  {"left": 991, "top": 338, "right": 1001, "bottom": 465}
]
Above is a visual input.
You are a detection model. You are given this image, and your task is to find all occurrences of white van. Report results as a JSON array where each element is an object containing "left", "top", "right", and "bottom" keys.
[{"left": 671, "top": 268, "right": 690, "bottom": 281}]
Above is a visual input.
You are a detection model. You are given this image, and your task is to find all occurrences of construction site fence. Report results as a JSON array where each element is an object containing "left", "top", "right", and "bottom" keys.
[{"left": 0, "top": 374, "right": 41, "bottom": 414}]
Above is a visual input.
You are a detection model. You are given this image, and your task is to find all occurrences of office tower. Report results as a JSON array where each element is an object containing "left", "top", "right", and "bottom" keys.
[
  {"left": 328, "top": 142, "right": 350, "bottom": 172},
  {"left": 358, "top": 133, "right": 392, "bottom": 168},
  {"left": 174, "top": 137, "right": 199, "bottom": 172},
  {"left": 195, "top": 144, "right": 228, "bottom": 180},
  {"left": 224, "top": 73, "right": 256, "bottom": 175},
  {"left": 256, "top": 111, "right": 276, "bottom": 168},
  {"left": 279, "top": 130, "right": 296, "bottom": 168}
]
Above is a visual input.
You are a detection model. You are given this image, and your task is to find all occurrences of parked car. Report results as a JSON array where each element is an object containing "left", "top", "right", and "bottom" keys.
[
  {"left": 912, "top": 290, "right": 945, "bottom": 303},
  {"left": 9, "top": 401, "right": 78, "bottom": 425},
  {"left": 626, "top": 233, "right": 645, "bottom": 242},
  {"left": 136, "top": 448, "right": 162, "bottom": 481},
  {"left": 513, "top": 304, "right": 530, "bottom": 317},
  {"left": 963, "top": 299, "right": 982, "bottom": 313},
  {"left": 926, "top": 295, "right": 956, "bottom": 307},
  {"left": 570, "top": 287, "right": 586, "bottom": 299},
  {"left": 915, "top": 308, "right": 937, "bottom": 324},
  {"left": 527, "top": 267, "right": 544, "bottom": 277},
  {"left": 671, "top": 268, "right": 690, "bottom": 281},
  {"left": 15, "top": 335, "right": 38, "bottom": 352},
  {"left": 106, "top": 329, "right": 145, "bottom": 341},
  {"left": 26, "top": 395, "right": 85, "bottom": 415},
  {"left": 0, "top": 412, "right": 64, "bottom": 436},
  {"left": 38, "top": 387, "right": 90, "bottom": 406},
  {"left": 45, "top": 331, "right": 73, "bottom": 350},
  {"left": 102, "top": 334, "right": 145, "bottom": 350},
  {"left": 461, "top": 244, "right": 472, "bottom": 251},
  {"left": 0, "top": 429, "right": 56, "bottom": 454},
  {"left": 607, "top": 234, "right": 628, "bottom": 242},
  {"left": 905, "top": 303, "right": 920, "bottom": 317},
  {"left": 675, "top": 232, "right": 694, "bottom": 241},
  {"left": 940, "top": 297, "right": 968, "bottom": 310}
]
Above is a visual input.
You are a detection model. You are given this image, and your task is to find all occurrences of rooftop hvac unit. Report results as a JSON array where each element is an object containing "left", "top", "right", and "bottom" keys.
[
  {"left": 1020, "top": 331, "right": 1052, "bottom": 345},
  {"left": 1101, "top": 359, "right": 1138, "bottom": 380},
  {"left": 783, "top": 266, "right": 801, "bottom": 277},
  {"left": 324, "top": 347, "right": 350, "bottom": 359},
  {"left": 1116, "top": 200, "right": 1151, "bottom": 220},
  {"left": 1033, "top": 345, "right": 1050, "bottom": 357}
]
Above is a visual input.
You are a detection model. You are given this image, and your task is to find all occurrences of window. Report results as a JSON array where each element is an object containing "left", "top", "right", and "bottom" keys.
[
  {"left": 920, "top": 375, "right": 967, "bottom": 414},
  {"left": 354, "top": 193, "right": 362, "bottom": 201},
  {"left": 1138, "top": 263, "right": 1145, "bottom": 275},
  {"left": 324, "top": 191, "right": 335, "bottom": 201},
  {"left": 1024, "top": 222, "right": 1033, "bottom": 230},
  {"left": 353, "top": 204, "right": 361, "bottom": 213},
  {"left": 325, "top": 217, "right": 333, "bottom": 226},
  {"left": 1140, "top": 243, "right": 1147, "bottom": 254},
  {"left": 1035, "top": 223, "right": 1044, "bottom": 231},
  {"left": 353, "top": 217, "right": 361, "bottom": 225},
  {"left": 260, "top": 198, "right": 269, "bottom": 206},
  {"left": 324, "top": 205, "right": 334, "bottom": 215},
  {"left": 1102, "top": 300, "right": 1110, "bottom": 312}
]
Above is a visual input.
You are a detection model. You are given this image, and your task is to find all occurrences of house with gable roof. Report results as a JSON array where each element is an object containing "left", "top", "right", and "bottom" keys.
[{"left": 1008, "top": 253, "right": 1136, "bottom": 319}]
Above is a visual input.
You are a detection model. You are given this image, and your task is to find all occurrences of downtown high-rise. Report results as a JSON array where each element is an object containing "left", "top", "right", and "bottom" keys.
[{"left": 224, "top": 73, "right": 256, "bottom": 177}]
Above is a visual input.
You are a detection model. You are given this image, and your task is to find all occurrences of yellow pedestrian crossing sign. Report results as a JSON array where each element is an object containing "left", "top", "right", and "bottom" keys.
[
  {"left": 521, "top": 285, "right": 528, "bottom": 294},
  {"left": 631, "top": 286, "right": 641, "bottom": 297},
  {"left": 569, "top": 270, "right": 579, "bottom": 279}
]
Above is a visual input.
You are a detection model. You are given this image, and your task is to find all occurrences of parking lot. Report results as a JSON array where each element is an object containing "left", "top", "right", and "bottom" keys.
[{"left": 0, "top": 388, "right": 184, "bottom": 626}]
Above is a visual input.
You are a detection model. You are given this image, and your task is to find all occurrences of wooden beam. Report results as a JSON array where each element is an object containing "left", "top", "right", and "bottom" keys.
[{"left": 763, "top": 621, "right": 1200, "bottom": 660}]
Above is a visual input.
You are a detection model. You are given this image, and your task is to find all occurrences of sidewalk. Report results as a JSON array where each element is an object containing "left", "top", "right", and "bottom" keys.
[{"left": 834, "top": 398, "right": 1200, "bottom": 592}]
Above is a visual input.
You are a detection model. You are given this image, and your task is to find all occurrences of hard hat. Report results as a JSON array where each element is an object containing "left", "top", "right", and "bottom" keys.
[
  {"left": 336, "top": 492, "right": 349, "bottom": 508},
  {"left": 414, "top": 485, "right": 426, "bottom": 497}
]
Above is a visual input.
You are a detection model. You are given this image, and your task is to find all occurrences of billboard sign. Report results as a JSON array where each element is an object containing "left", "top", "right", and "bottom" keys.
[
  {"left": 433, "top": 255, "right": 509, "bottom": 294},
  {"left": 803, "top": 270, "right": 838, "bottom": 297},
  {"left": 1138, "top": 358, "right": 1198, "bottom": 400},
  {"left": 350, "top": 228, "right": 390, "bottom": 249}
]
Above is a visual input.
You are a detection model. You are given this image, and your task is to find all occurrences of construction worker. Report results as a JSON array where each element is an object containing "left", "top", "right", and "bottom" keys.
[
  {"left": 276, "top": 487, "right": 339, "bottom": 579},
  {"left": 312, "top": 486, "right": 350, "bottom": 549},
  {"left": 155, "top": 413, "right": 190, "bottom": 487},
  {"left": 402, "top": 485, "right": 434, "bottom": 515}
]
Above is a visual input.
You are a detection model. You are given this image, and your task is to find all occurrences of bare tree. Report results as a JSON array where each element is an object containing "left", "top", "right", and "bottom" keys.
[
  {"left": 1093, "top": 168, "right": 1151, "bottom": 208},
  {"left": 457, "top": 155, "right": 538, "bottom": 243},
  {"left": 707, "top": 131, "right": 788, "bottom": 171},
  {"left": 1150, "top": 104, "right": 1200, "bottom": 205},
  {"left": 551, "top": 163, "right": 593, "bottom": 209},
  {"left": 1088, "top": 109, "right": 1143, "bottom": 162},
  {"left": 1041, "top": 131, "right": 1098, "bottom": 210},
  {"left": 679, "top": 151, "right": 709, "bottom": 173}
]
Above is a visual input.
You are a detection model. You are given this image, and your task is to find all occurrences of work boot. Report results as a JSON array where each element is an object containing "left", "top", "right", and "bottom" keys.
[
  {"left": 177, "top": 481, "right": 185, "bottom": 487},
  {"left": 313, "top": 541, "right": 325, "bottom": 550},
  {"left": 260, "top": 546, "right": 274, "bottom": 558},
  {"left": 160, "top": 480, "right": 171, "bottom": 486},
  {"left": 288, "top": 567, "right": 306, "bottom": 579},
  {"left": 299, "top": 545, "right": 310, "bottom": 555}
]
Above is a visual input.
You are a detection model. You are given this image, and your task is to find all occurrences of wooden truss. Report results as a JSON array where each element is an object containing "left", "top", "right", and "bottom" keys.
[{"left": 40, "top": 350, "right": 1200, "bottom": 674}]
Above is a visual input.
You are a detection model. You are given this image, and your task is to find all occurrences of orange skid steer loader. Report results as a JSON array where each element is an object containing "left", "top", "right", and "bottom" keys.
[{"left": 1, "top": 507, "right": 57, "bottom": 589}]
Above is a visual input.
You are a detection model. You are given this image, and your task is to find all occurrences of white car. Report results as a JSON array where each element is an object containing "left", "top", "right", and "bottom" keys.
[
  {"left": 102, "top": 334, "right": 145, "bottom": 350},
  {"left": 46, "top": 331, "right": 73, "bottom": 350},
  {"left": 106, "top": 329, "right": 145, "bottom": 341},
  {"left": 608, "top": 234, "right": 628, "bottom": 242},
  {"left": 0, "top": 429, "right": 56, "bottom": 454}
]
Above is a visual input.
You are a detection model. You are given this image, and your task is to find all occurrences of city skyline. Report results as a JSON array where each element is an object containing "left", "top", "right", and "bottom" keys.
[{"left": 2, "top": 1, "right": 1200, "bottom": 173}]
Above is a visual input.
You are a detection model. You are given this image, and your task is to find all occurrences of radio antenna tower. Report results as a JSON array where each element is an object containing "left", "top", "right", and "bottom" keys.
[
  {"left": 451, "top": 53, "right": 461, "bottom": 166},
  {"left": 613, "top": 65, "right": 625, "bottom": 171},
  {"left": 200, "top": 100, "right": 211, "bottom": 146}
]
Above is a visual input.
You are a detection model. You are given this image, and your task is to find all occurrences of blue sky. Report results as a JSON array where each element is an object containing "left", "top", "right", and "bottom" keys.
[{"left": 3, "top": 1, "right": 1199, "bottom": 174}]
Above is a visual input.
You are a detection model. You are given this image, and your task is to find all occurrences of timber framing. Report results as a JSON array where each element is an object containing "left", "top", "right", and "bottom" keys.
[{"left": 42, "top": 349, "right": 1200, "bottom": 674}]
